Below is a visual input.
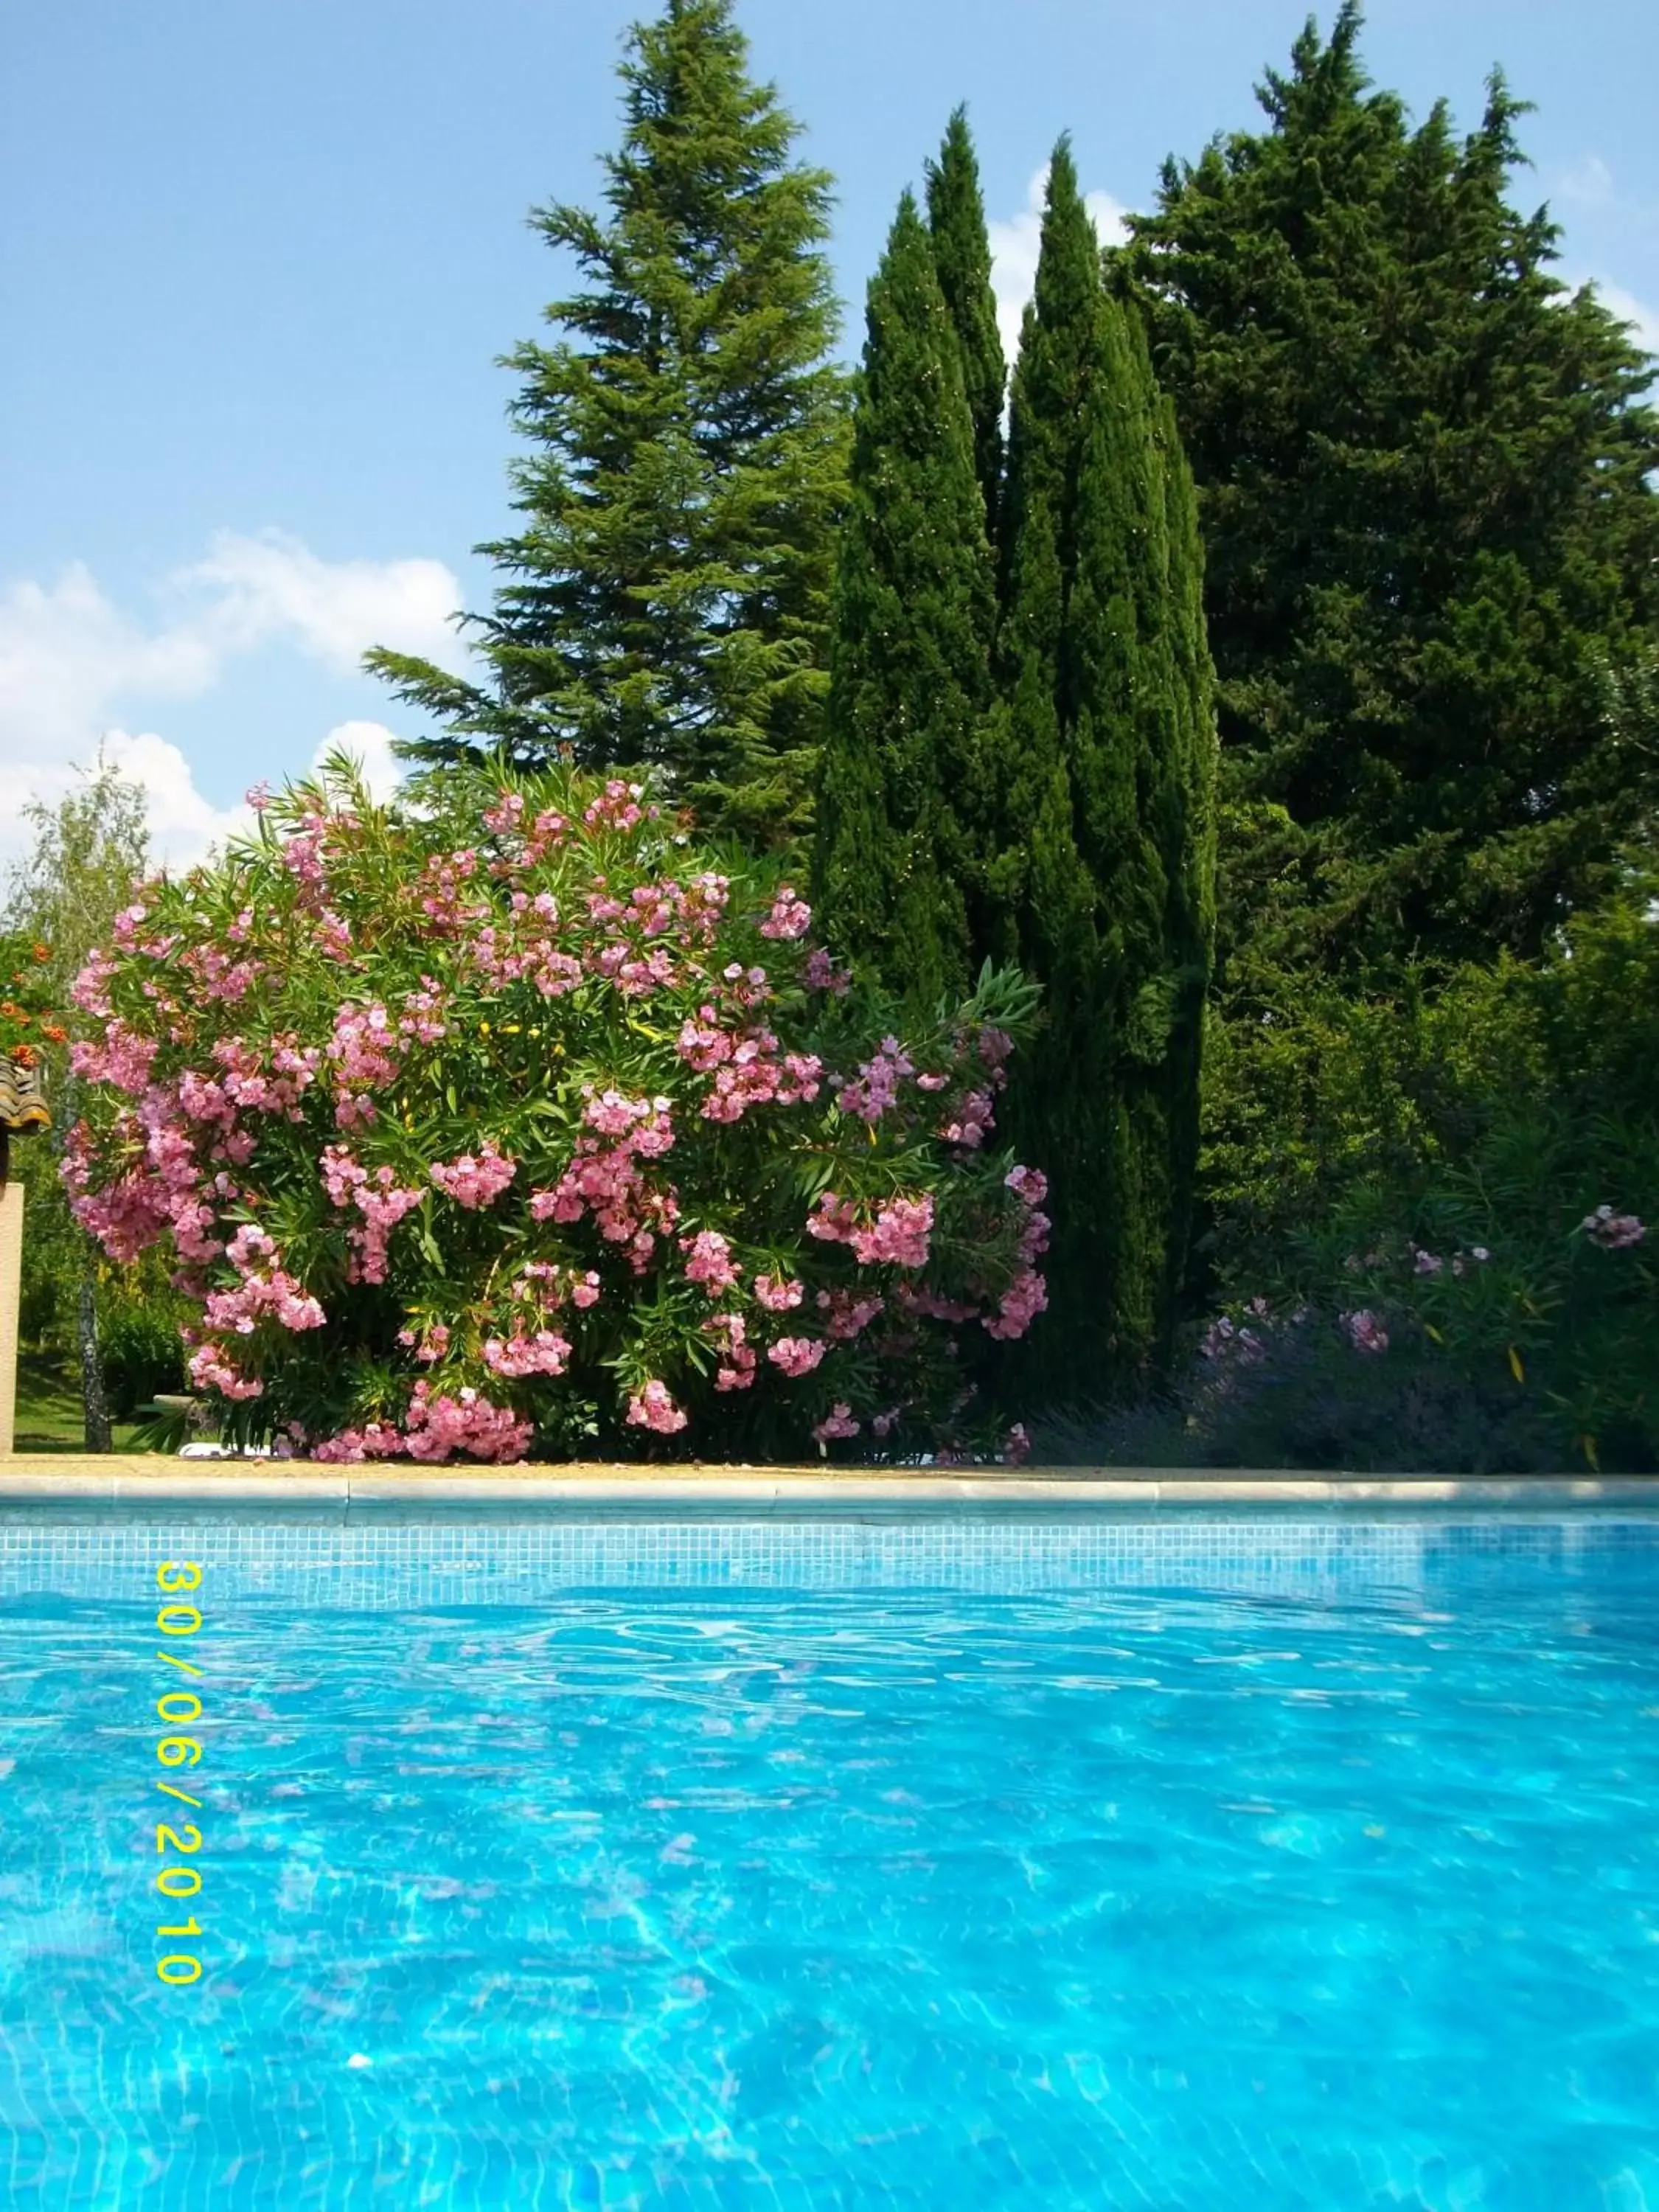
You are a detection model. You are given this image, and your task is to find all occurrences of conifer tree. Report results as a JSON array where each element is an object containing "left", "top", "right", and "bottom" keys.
[
  {"left": 1122, "top": 2, "right": 1659, "bottom": 973},
  {"left": 924, "top": 107, "right": 1006, "bottom": 552},
  {"left": 810, "top": 192, "right": 997, "bottom": 1007},
  {"left": 994, "top": 146, "right": 1217, "bottom": 1391},
  {"left": 367, "top": 0, "right": 852, "bottom": 852}
]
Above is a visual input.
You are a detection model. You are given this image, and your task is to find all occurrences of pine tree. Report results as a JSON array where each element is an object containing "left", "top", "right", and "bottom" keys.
[
  {"left": 810, "top": 191, "right": 997, "bottom": 1008},
  {"left": 1121, "top": 3, "right": 1659, "bottom": 974},
  {"left": 367, "top": 0, "right": 852, "bottom": 852},
  {"left": 924, "top": 107, "right": 1006, "bottom": 552},
  {"left": 992, "top": 145, "right": 1217, "bottom": 1392}
]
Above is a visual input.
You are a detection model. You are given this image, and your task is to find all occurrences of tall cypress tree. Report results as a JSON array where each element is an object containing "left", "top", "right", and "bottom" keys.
[
  {"left": 367, "top": 0, "right": 852, "bottom": 852},
  {"left": 993, "top": 145, "right": 1217, "bottom": 1392},
  {"left": 924, "top": 107, "right": 1006, "bottom": 553},
  {"left": 810, "top": 192, "right": 997, "bottom": 1009}
]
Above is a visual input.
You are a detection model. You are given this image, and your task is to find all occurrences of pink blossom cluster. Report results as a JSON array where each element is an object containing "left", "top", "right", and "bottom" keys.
[
  {"left": 767, "top": 1335, "right": 826, "bottom": 1378},
  {"left": 483, "top": 1326, "right": 572, "bottom": 1378},
  {"left": 70, "top": 1020, "right": 157, "bottom": 1096},
  {"left": 530, "top": 1113, "right": 681, "bottom": 1270},
  {"left": 625, "top": 1378, "right": 689, "bottom": 1433},
  {"left": 312, "top": 1383, "right": 533, "bottom": 1464},
  {"left": 1341, "top": 1309, "right": 1390, "bottom": 1354},
  {"left": 705, "top": 1311, "right": 757, "bottom": 1392},
  {"left": 400, "top": 981, "right": 448, "bottom": 1045},
  {"left": 321, "top": 1145, "right": 425, "bottom": 1283},
  {"left": 187, "top": 1342, "right": 263, "bottom": 1399},
  {"left": 815, "top": 1287, "right": 883, "bottom": 1340},
  {"left": 681, "top": 1228, "right": 740, "bottom": 1294},
  {"left": 430, "top": 1146, "right": 518, "bottom": 1210},
  {"left": 838, "top": 1037, "right": 914, "bottom": 1124},
  {"left": 805, "top": 1189, "right": 936, "bottom": 1270},
  {"left": 984, "top": 1270, "right": 1048, "bottom": 1340},
  {"left": 812, "top": 1402, "right": 861, "bottom": 1442},
  {"left": 939, "top": 1088, "right": 995, "bottom": 1149},
  {"left": 759, "top": 886, "right": 813, "bottom": 940},
  {"left": 585, "top": 779, "right": 647, "bottom": 833},
  {"left": 397, "top": 1321, "right": 452, "bottom": 1365},
  {"left": 328, "top": 1003, "right": 400, "bottom": 1127},
  {"left": 801, "top": 947, "right": 850, "bottom": 995},
  {"left": 1582, "top": 1203, "right": 1646, "bottom": 1250},
  {"left": 754, "top": 1273, "right": 804, "bottom": 1312},
  {"left": 675, "top": 1007, "right": 823, "bottom": 1124}
]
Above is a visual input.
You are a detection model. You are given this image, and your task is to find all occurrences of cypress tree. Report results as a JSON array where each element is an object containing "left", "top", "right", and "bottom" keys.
[
  {"left": 993, "top": 145, "right": 1217, "bottom": 1393},
  {"left": 1121, "top": 3, "right": 1659, "bottom": 973},
  {"left": 367, "top": 0, "right": 852, "bottom": 853},
  {"left": 810, "top": 191, "right": 997, "bottom": 1008},
  {"left": 924, "top": 107, "right": 1006, "bottom": 553}
]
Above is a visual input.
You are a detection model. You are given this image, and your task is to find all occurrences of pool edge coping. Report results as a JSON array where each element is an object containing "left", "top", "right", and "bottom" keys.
[{"left": 1, "top": 1461, "right": 1656, "bottom": 1510}]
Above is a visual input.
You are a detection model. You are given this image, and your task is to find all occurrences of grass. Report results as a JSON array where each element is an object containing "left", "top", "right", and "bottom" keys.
[{"left": 11, "top": 1354, "right": 159, "bottom": 1454}]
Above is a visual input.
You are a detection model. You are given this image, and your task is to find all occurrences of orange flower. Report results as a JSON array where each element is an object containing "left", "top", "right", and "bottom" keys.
[
  {"left": 31, "top": 942, "right": 50, "bottom": 961},
  {"left": 41, "top": 1023, "right": 68, "bottom": 1044},
  {"left": 8, "top": 1043, "right": 38, "bottom": 1069}
]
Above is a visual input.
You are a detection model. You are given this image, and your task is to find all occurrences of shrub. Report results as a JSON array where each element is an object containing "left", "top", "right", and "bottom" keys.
[{"left": 60, "top": 758, "right": 1049, "bottom": 1463}]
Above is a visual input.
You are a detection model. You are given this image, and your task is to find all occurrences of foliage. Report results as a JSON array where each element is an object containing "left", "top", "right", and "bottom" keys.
[
  {"left": 987, "top": 142, "right": 1217, "bottom": 1394},
  {"left": 1121, "top": 1, "right": 1659, "bottom": 978},
  {"left": 0, "top": 931, "right": 60, "bottom": 1071},
  {"left": 1187, "top": 855, "right": 1659, "bottom": 1470},
  {"left": 367, "top": 0, "right": 852, "bottom": 856},
  {"left": 2, "top": 762, "right": 178, "bottom": 1438},
  {"left": 62, "top": 757, "right": 1051, "bottom": 1464},
  {"left": 924, "top": 106, "right": 1006, "bottom": 554},
  {"left": 810, "top": 188, "right": 998, "bottom": 1010}
]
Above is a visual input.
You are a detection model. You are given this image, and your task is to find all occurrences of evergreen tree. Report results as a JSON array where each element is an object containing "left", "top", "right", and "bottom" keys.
[
  {"left": 368, "top": 0, "right": 852, "bottom": 852},
  {"left": 1121, "top": 3, "right": 1659, "bottom": 974},
  {"left": 924, "top": 107, "right": 1006, "bottom": 552},
  {"left": 993, "top": 145, "right": 1217, "bottom": 1391},
  {"left": 810, "top": 191, "right": 997, "bottom": 1008}
]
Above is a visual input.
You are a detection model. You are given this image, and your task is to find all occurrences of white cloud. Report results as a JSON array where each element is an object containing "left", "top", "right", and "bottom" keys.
[
  {"left": 988, "top": 163, "right": 1131, "bottom": 383},
  {"left": 170, "top": 530, "right": 462, "bottom": 674},
  {"left": 0, "top": 533, "right": 465, "bottom": 872},
  {"left": 1557, "top": 155, "right": 1616, "bottom": 210},
  {"left": 1578, "top": 276, "right": 1659, "bottom": 360}
]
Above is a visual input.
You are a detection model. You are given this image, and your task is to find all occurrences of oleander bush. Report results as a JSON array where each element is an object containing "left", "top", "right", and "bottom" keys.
[{"left": 60, "top": 757, "right": 1050, "bottom": 1463}]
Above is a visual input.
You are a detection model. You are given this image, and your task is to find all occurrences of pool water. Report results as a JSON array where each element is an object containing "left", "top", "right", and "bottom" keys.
[{"left": 4, "top": 1513, "right": 1659, "bottom": 2210}]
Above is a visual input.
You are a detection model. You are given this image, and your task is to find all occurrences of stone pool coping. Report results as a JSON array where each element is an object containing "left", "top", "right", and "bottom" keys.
[{"left": 0, "top": 1455, "right": 1655, "bottom": 1509}]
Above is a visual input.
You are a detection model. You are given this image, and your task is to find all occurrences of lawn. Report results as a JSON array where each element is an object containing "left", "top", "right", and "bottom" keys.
[{"left": 10, "top": 1354, "right": 159, "bottom": 1454}]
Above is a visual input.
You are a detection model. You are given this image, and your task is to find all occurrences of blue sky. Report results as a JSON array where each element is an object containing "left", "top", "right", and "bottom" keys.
[{"left": 3, "top": 0, "right": 1655, "bottom": 863}]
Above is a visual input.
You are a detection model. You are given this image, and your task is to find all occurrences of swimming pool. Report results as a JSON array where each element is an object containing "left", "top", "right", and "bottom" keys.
[{"left": 4, "top": 1509, "right": 1658, "bottom": 2209}]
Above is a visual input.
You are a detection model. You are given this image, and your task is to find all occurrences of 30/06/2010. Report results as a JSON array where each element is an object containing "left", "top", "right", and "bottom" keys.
[{"left": 152, "top": 1561, "right": 207, "bottom": 1986}]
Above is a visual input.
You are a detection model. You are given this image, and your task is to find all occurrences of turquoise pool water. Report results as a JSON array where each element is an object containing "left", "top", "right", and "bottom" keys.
[{"left": 3, "top": 1512, "right": 1658, "bottom": 2210}]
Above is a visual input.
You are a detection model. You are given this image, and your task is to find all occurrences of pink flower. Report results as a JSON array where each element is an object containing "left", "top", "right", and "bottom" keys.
[
  {"left": 430, "top": 1146, "right": 518, "bottom": 1210},
  {"left": 681, "top": 1229, "right": 740, "bottom": 1294},
  {"left": 850, "top": 1194, "right": 933, "bottom": 1270},
  {"left": 1005, "top": 1164, "right": 1048, "bottom": 1208},
  {"left": 758, "top": 886, "right": 813, "bottom": 940},
  {"left": 813, "top": 1402, "right": 860, "bottom": 1442},
  {"left": 767, "top": 1335, "right": 826, "bottom": 1378},
  {"left": 1341, "top": 1309, "right": 1390, "bottom": 1354},
  {"left": 1002, "top": 1422, "right": 1032, "bottom": 1467},
  {"left": 483, "top": 1328, "right": 571, "bottom": 1378},
  {"left": 838, "top": 1037, "right": 914, "bottom": 1124},
  {"left": 801, "top": 947, "right": 850, "bottom": 995},
  {"left": 1582, "top": 1203, "right": 1646, "bottom": 1250},
  {"left": 625, "top": 1379, "right": 689, "bottom": 1433},
  {"left": 984, "top": 1268, "right": 1048, "bottom": 1341},
  {"left": 754, "top": 1273, "right": 804, "bottom": 1312}
]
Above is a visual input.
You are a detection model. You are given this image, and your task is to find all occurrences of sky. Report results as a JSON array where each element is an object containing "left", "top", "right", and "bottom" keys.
[{"left": 3, "top": 0, "right": 1656, "bottom": 869}]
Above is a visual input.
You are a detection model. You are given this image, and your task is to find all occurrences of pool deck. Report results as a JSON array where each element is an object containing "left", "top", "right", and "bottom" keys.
[{"left": 0, "top": 1455, "right": 1655, "bottom": 1509}]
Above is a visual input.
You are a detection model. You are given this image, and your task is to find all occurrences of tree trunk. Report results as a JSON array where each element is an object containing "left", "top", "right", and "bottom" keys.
[{"left": 78, "top": 1267, "right": 112, "bottom": 1453}]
